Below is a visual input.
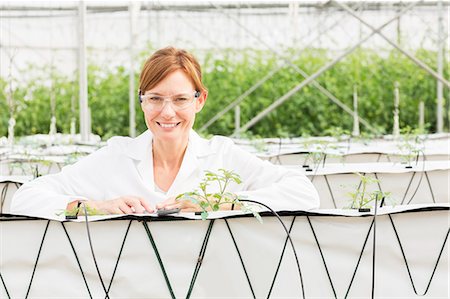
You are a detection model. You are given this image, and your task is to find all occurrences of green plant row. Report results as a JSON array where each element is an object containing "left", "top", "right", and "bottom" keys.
[{"left": 1, "top": 48, "right": 448, "bottom": 139}]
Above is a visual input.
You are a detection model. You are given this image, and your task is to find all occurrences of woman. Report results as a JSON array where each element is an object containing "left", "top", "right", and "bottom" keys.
[{"left": 11, "top": 47, "right": 319, "bottom": 220}]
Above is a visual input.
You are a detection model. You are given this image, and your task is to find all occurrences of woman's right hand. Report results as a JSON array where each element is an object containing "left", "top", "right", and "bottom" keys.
[{"left": 84, "top": 196, "right": 154, "bottom": 215}]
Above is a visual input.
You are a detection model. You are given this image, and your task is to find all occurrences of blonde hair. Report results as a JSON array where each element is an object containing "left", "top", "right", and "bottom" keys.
[{"left": 139, "top": 47, "right": 207, "bottom": 95}]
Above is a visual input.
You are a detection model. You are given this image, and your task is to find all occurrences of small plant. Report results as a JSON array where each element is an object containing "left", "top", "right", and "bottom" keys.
[
  {"left": 176, "top": 169, "right": 262, "bottom": 222},
  {"left": 300, "top": 139, "right": 327, "bottom": 167},
  {"left": 59, "top": 204, "right": 105, "bottom": 219},
  {"left": 324, "top": 127, "right": 351, "bottom": 142},
  {"left": 396, "top": 126, "right": 425, "bottom": 167},
  {"left": 346, "top": 173, "right": 392, "bottom": 210},
  {"left": 64, "top": 152, "right": 85, "bottom": 166},
  {"left": 300, "top": 140, "right": 344, "bottom": 169},
  {"left": 351, "top": 131, "right": 380, "bottom": 146}
]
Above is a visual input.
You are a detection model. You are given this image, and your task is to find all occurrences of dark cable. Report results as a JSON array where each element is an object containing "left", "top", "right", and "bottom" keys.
[
  {"left": 306, "top": 216, "right": 337, "bottom": 298},
  {"left": 239, "top": 199, "right": 305, "bottom": 299},
  {"left": 224, "top": 219, "right": 256, "bottom": 299},
  {"left": 344, "top": 220, "right": 375, "bottom": 298},
  {"left": 0, "top": 271, "right": 11, "bottom": 299},
  {"left": 105, "top": 220, "right": 133, "bottom": 297},
  {"left": 0, "top": 183, "right": 8, "bottom": 213},
  {"left": 142, "top": 221, "right": 176, "bottom": 299},
  {"left": 25, "top": 220, "right": 50, "bottom": 299},
  {"left": 405, "top": 150, "right": 427, "bottom": 205},
  {"left": 186, "top": 220, "right": 215, "bottom": 299},
  {"left": 267, "top": 216, "right": 296, "bottom": 298},
  {"left": 80, "top": 202, "right": 110, "bottom": 299},
  {"left": 388, "top": 215, "right": 449, "bottom": 295},
  {"left": 371, "top": 195, "right": 379, "bottom": 299},
  {"left": 61, "top": 222, "right": 93, "bottom": 299}
]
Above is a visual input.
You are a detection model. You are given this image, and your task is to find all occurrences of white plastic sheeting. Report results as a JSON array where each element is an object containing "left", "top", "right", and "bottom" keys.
[
  {"left": 288, "top": 161, "right": 450, "bottom": 208},
  {"left": 0, "top": 204, "right": 448, "bottom": 298},
  {"left": 235, "top": 134, "right": 450, "bottom": 164}
]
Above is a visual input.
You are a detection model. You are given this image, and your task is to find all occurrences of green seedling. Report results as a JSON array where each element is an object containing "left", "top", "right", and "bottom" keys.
[
  {"left": 176, "top": 169, "right": 262, "bottom": 222},
  {"left": 346, "top": 173, "right": 393, "bottom": 210}
]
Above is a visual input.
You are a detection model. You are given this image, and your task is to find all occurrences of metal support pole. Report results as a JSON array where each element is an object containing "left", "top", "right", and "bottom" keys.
[
  {"left": 200, "top": 9, "right": 355, "bottom": 133},
  {"left": 233, "top": 2, "right": 419, "bottom": 136},
  {"left": 78, "top": 1, "right": 89, "bottom": 142},
  {"left": 335, "top": 0, "right": 450, "bottom": 89},
  {"left": 419, "top": 101, "right": 425, "bottom": 132},
  {"left": 289, "top": 2, "right": 299, "bottom": 46},
  {"left": 436, "top": 0, "right": 444, "bottom": 133},
  {"left": 393, "top": 82, "right": 400, "bottom": 138},
  {"left": 234, "top": 105, "right": 240, "bottom": 137},
  {"left": 396, "top": 8, "right": 401, "bottom": 46},
  {"left": 128, "top": 1, "right": 140, "bottom": 137},
  {"left": 352, "top": 85, "right": 360, "bottom": 136}
]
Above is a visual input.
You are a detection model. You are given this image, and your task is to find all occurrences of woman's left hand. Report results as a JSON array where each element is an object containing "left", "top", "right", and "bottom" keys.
[{"left": 155, "top": 196, "right": 201, "bottom": 212}]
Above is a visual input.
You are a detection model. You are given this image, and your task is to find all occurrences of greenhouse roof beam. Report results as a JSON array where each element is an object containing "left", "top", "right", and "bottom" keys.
[
  {"left": 233, "top": 1, "right": 420, "bottom": 136},
  {"left": 78, "top": 1, "right": 89, "bottom": 141},
  {"left": 212, "top": 2, "right": 379, "bottom": 134},
  {"left": 335, "top": 1, "right": 450, "bottom": 89},
  {"left": 200, "top": 6, "right": 354, "bottom": 133},
  {"left": 1, "top": 2, "right": 449, "bottom": 13}
]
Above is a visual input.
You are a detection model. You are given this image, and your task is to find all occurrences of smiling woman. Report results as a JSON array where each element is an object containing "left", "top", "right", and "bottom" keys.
[{"left": 10, "top": 46, "right": 319, "bottom": 219}]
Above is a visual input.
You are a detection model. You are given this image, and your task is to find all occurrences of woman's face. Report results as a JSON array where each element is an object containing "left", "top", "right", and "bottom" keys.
[{"left": 141, "top": 70, "right": 207, "bottom": 143}]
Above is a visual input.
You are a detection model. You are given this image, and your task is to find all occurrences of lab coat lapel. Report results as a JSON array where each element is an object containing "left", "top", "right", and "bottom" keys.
[
  {"left": 125, "top": 130, "right": 155, "bottom": 190},
  {"left": 126, "top": 130, "right": 214, "bottom": 197},
  {"left": 167, "top": 131, "right": 215, "bottom": 197},
  {"left": 167, "top": 143, "right": 199, "bottom": 196},
  {"left": 136, "top": 142, "right": 155, "bottom": 190}
]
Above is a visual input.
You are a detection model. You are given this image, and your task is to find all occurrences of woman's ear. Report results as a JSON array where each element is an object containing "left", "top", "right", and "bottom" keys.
[{"left": 195, "top": 90, "right": 208, "bottom": 113}]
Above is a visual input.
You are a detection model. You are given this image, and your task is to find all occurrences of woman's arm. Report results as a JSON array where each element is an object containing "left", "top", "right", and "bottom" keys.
[
  {"left": 224, "top": 139, "right": 320, "bottom": 211},
  {"left": 11, "top": 140, "right": 153, "bottom": 219}
]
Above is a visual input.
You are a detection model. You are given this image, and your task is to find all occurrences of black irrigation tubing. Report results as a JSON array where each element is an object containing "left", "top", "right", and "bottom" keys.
[
  {"left": 400, "top": 172, "right": 416, "bottom": 205},
  {"left": 81, "top": 203, "right": 110, "bottom": 299},
  {"left": 344, "top": 219, "right": 374, "bottom": 299},
  {"left": 405, "top": 151, "right": 427, "bottom": 205},
  {"left": 322, "top": 153, "right": 327, "bottom": 167},
  {"left": 388, "top": 215, "right": 450, "bottom": 296},
  {"left": 323, "top": 175, "right": 337, "bottom": 209},
  {"left": 25, "top": 220, "right": 50, "bottom": 299},
  {"left": 0, "top": 185, "right": 6, "bottom": 212},
  {"left": 266, "top": 216, "right": 296, "bottom": 299},
  {"left": 405, "top": 172, "right": 423, "bottom": 205},
  {"left": 370, "top": 197, "right": 378, "bottom": 299},
  {"left": 105, "top": 220, "right": 133, "bottom": 298},
  {"left": 423, "top": 172, "right": 436, "bottom": 203},
  {"left": 376, "top": 153, "right": 382, "bottom": 163},
  {"left": 306, "top": 216, "right": 337, "bottom": 298},
  {"left": 224, "top": 219, "right": 256, "bottom": 299},
  {"left": 61, "top": 222, "right": 93, "bottom": 299},
  {"left": 142, "top": 220, "right": 176, "bottom": 299},
  {"left": 0, "top": 271, "right": 11, "bottom": 299},
  {"left": 185, "top": 220, "right": 215, "bottom": 299},
  {"left": 240, "top": 199, "right": 305, "bottom": 299}
]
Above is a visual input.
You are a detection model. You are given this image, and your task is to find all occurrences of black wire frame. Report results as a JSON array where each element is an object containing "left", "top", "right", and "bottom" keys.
[{"left": 0, "top": 210, "right": 449, "bottom": 298}]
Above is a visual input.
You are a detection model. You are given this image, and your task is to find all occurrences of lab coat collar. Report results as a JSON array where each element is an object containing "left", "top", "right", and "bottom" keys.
[
  {"left": 125, "top": 130, "right": 215, "bottom": 196},
  {"left": 125, "top": 129, "right": 214, "bottom": 161}
]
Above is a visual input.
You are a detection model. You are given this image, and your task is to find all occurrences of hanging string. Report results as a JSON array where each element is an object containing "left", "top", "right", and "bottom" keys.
[
  {"left": 6, "top": 16, "right": 16, "bottom": 147},
  {"left": 48, "top": 9, "right": 57, "bottom": 142},
  {"left": 7, "top": 64, "right": 15, "bottom": 146},
  {"left": 70, "top": 83, "right": 77, "bottom": 137}
]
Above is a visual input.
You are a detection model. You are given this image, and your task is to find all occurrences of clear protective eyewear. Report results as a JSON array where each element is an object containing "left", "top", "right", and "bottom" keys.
[{"left": 139, "top": 90, "right": 201, "bottom": 111}]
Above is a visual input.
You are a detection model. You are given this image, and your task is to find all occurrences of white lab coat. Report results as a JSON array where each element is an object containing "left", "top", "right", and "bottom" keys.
[{"left": 11, "top": 130, "right": 319, "bottom": 220}]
